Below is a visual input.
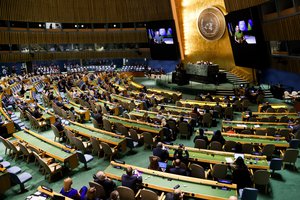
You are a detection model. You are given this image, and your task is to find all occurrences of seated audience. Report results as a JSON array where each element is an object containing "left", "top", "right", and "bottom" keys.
[
  {"left": 153, "top": 142, "right": 169, "bottom": 162},
  {"left": 173, "top": 144, "right": 189, "bottom": 165},
  {"left": 193, "top": 128, "right": 209, "bottom": 147},
  {"left": 54, "top": 118, "right": 64, "bottom": 133},
  {"left": 211, "top": 130, "right": 225, "bottom": 145},
  {"left": 109, "top": 190, "right": 120, "bottom": 200},
  {"left": 83, "top": 187, "right": 96, "bottom": 200},
  {"left": 148, "top": 156, "right": 160, "bottom": 171},
  {"left": 169, "top": 159, "right": 187, "bottom": 176},
  {"left": 32, "top": 106, "right": 43, "bottom": 119},
  {"left": 231, "top": 157, "right": 252, "bottom": 191},
  {"left": 93, "top": 110, "right": 103, "bottom": 127},
  {"left": 93, "top": 171, "right": 116, "bottom": 198},
  {"left": 121, "top": 167, "right": 142, "bottom": 193},
  {"left": 60, "top": 177, "right": 87, "bottom": 200},
  {"left": 166, "top": 189, "right": 184, "bottom": 200}
]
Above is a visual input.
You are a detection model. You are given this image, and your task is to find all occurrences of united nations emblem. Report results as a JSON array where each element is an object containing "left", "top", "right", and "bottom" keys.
[{"left": 197, "top": 7, "right": 225, "bottom": 41}]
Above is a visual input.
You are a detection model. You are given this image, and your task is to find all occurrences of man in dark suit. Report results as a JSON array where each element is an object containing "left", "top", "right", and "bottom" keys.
[
  {"left": 121, "top": 167, "right": 142, "bottom": 193},
  {"left": 54, "top": 118, "right": 64, "bottom": 133},
  {"left": 169, "top": 159, "right": 187, "bottom": 176},
  {"left": 94, "top": 171, "right": 116, "bottom": 198},
  {"left": 32, "top": 106, "right": 42, "bottom": 119},
  {"left": 153, "top": 142, "right": 169, "bottom": 162},
  {"left": 93, "top": 110, "right": 103, "bottom": 127},
  {"left": 166, "top": 189, "right": 184, "bottom": 200}
]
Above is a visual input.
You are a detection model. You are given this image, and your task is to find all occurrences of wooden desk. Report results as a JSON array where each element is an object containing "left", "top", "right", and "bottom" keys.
[
  {"left": 165, "top": 145, "right": 269, "bottom": 170},
  {"left": 147, "top": 88, "right": 182, "bottom": 99},
  {"left": 258, "top": 103, "right": 289, "bottom": 112},
  {"left": 222, "top": 120, "right": 291, "bottom": 132},
  {"left": 203, "top": 131, "right": 289, "bottom": 148},
  {"left": 0, "top": 171, "right": 11, "bottom": 194},
  {"left": 14, "top": 129, "right": 79, "bottom": 170},
  {"left": 105, "top": 161, "right": 237, "bottom": 200},
  {"left": 104, "top": 114, "right": 162, "bottom": 134},
  {"left": 179, "top": 99, "right": 228, "bottom": 108},
  {"left": 66, "top": 121, "right": 127, "bottom": 152},
  {"left": 37, "top": 186, "right": 72, "bottom": 200}
]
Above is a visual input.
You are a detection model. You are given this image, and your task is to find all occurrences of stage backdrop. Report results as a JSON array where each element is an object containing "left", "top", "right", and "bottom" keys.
[{"left": 173, "top": 0, "right": 253, "bottom": 78}]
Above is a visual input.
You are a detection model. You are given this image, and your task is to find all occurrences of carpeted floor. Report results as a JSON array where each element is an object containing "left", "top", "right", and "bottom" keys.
[{"left": 0, "top": 77, "right": 299, "bottom": 200}]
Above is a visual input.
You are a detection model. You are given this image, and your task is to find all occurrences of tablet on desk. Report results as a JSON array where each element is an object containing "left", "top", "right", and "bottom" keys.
[{"left": 158, "top": 162, "right": 167, "bottom": 171}]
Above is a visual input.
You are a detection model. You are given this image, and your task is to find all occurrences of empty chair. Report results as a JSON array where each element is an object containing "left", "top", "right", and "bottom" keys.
[
  {"left": 242, "top": 143, "right": 254, "bottom": 154},
  {"left": 51, "top": 124, "right": 65, "bottom": 142},
  {"left": 253, "top": 170, "right": 270, "bottom": 193},
  {"left": 73, "top": 137, "right": 91, "bottom": 154},
  {"left": 189, "top": 163, "right": 206, "bottom": 179},
  {"left": 279, "top": 116, "right": 289, "bottom": 123},
  {"left": 77, "top": 151, "right": 94, "bottom": 169},
  {"left": 282, "top": 148, "right": 299, "bottom": 170},
  {"left": 140, "top": 188, "right": 164, "bottom": 200},
  {"left": 178, "top": 121, "right": 190, "bottom": 139},
  {"left": 129, "top": 129, "right": 143, "bottom": 144},
  {"left": 90, "top": 137, "right": 102, "bottom": 157},
  {"left": 92, "top": 118, "right": 101, "bottom": 129},
  {"left": 89, "top": 181, "right": 106, "bottom": 199},
  {"left": 211, "top": 164, "right": 227, "bottom": 180},
  {"left": 103, "top": 119, "right": 112, "bottom": 132},
  {"left": 268, "top": 116, "right": 277, "bottom": 122},
  {"left": 194, "top": 139, "right": 207, "bottom": 149},
  {"left": 0, "top": 136, "right": 13, "bottom": 155},
  {"left": 117, "top": 186, "right": 137, "bottom": 200},
  {"left": 269, "top": 158, "right": 282, "bottom": 174},
  {"left": 241, "top": 129, "right": 252, "bottom": 135},
  {"left": 289, "top": 139, "right": 300, "bottom": 149},
  {"left": 143, "top": 132, "right": 155, "bottom": 149},
  {"left": 202, "top": 113, "right": 212, "bottom": 128},
  {"left": 262, "top": 144, "right": 275, "bottom": 160},
  {"left": 9, "top": 172, "right": 32, "bottom": 193},
  {"left": 224, "top": 141, "right": 236, "bottom": 152},
  {"left": 210, "top": 141, "right": 223, "bottom": 151},
  {"left": 266, "top": 127, "right": 276, "bottom": 136},
  {"left": 0, "top": 161, "right": 11, "bottom": 168},
  {"left": 100, "top": 142, "right": 117, "bottom": 161},
  {"left": 18, "top": 142, "right": 33, "bottom": 163},
  {"left": 6, "top": 139, "right": 21, "bottom": 159},
  {"left": 278, "top": 129, "right": 291, "bottom": 141},
  {"left": 6, "top": 166, "right": 22, "bottom": 174},
  {"left": 36, "top": 153, "right": 63, "bottom": 182},
  {"left": 255, "top": 130, "right": 266, "bottom": 136},
  {"left": 240, "top": 187, "right": 258, "bottom": 200},
  {"left": 64, "top": 129, "right": 76, "bottom": 147}
]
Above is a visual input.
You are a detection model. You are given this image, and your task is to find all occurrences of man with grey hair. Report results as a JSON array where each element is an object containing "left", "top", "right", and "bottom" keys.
[
  {"left": 153, "top": 142, "right": 169, "bottom": 162},
  {"left": 93, "top": 171, "right": 116, "bottom": 198}
]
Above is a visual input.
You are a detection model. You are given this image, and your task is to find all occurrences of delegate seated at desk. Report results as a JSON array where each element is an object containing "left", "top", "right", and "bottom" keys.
[{"left": 121, "top": 167, "right": 142, "bottom": 193}]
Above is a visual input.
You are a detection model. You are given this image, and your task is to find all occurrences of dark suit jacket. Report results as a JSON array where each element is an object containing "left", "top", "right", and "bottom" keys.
[
  {"left": 94, "top": 178, "right": 116, "bottom": 197},
  {"left": 153, "top": 147, "right": 169, "bottom": 162},
  {"left": 169, "top": 166, "right": 187, "bottom": 176},
  {"left": 54, "top": 121, "right": 64, "bottom": 132},
  {"left": 121, "top": 174, "right": 142, "bottom": 192},
  {"left": 32, "top": 109, "right": 42, "bottom": 118},
  {"left": 194, "top": 135, "right": 209, "bottom": 145}
]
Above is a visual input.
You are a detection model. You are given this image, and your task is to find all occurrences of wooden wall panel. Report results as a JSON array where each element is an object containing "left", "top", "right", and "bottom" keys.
[
  {"left": 0, "top": 50, "right": 151, "bottom": 62},
  {"left": 0, "top": 0, "right": 172, "bottom": 23},
  {"left": 0, "top": 31, "right": 148, "bottom": 44},
  {"left": 224, "top": 0, "right": 270, "bottom": 12},
  {"left": 263, "top": 14, "right": 300, "bottom": 41},
  {"left": 271, "top": 56, "right": 300, "bottom": 73}
]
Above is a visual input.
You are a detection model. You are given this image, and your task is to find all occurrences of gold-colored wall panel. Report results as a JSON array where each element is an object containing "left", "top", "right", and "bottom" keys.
[{"left": 176, "top": 0, "right": 236, "bottom": 69}]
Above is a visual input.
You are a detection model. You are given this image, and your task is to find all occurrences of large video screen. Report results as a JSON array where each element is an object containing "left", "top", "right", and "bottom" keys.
[
  {"left": 147, "top": 20, "right": 179, "bottom": 60},
  {"left": 227, "top": 19, "right": 256, "bottom": 44},
  {"left": 225, "top": 7, "right": 269, "bottom": 68},
  {"left": 148, "top": 28, "right": 174, "bottom": 45}
]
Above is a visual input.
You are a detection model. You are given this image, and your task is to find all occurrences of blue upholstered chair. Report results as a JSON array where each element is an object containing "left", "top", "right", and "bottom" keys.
[
  {"left": 77, "top": 151, "right": 94, "bottom": 169},
  {"left": 289, "top": 139, "right": 300, "bottom": 149},
  {"left": 9, "top": 171, "right": 32, "bottom": 192},
  {"left": 269, "top": 158, "right": 282, "bottom": 174}
]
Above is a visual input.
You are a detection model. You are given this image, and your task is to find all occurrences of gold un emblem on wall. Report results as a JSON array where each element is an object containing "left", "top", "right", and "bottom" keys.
[{"left": 197, "top": 7, "right": 226, "bottom": 41}]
